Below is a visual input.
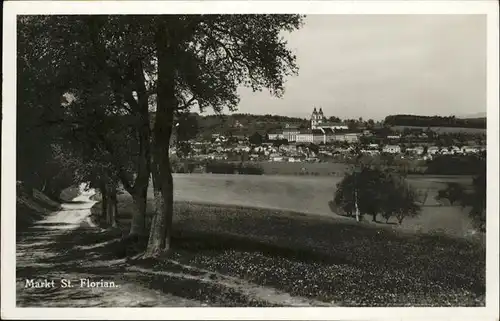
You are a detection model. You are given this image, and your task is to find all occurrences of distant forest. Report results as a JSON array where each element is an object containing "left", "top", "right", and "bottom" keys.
[
  {"left": 384, "top": 115, "right": 486, "bottom": 129},
  {"left": 172, "top": 112, "right": 487, "bottom": 139}
]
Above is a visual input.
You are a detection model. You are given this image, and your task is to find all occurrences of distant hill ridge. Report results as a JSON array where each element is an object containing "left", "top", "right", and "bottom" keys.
[
  {"left": 150, "top": 112, "right": 486, "bottom": 138},
  {"left": 384, "top": 114, "right": 486, "bottom": 129}
]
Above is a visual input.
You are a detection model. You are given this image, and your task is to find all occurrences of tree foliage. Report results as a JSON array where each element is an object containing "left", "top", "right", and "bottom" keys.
[
  {"left": 435, "top": 160, "right": 486, "bottom": 231},
  {"left": 334, "top": 167, "right": 421, "bottom": 224},
  {"left": 17, "top": 14, "right": 304, "bottom": 256},
  {"left": 249, "top": 132, "right": 264, "bottom": 145}
]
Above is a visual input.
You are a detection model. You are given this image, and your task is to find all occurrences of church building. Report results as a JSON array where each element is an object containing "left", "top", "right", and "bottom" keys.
[{"left": 310, "top": 107, "right": 348, "bottom": 131}]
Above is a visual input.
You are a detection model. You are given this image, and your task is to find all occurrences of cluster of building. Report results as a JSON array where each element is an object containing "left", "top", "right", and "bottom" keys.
[
  {"left": 171, "top": 108, "right": 486, "bottom": 163},
  {"left": 268, "top": 107, "right": 359, "bottom": 144},
  {"left": 362, "top": 144, "right": 484, "bottom": 157}
]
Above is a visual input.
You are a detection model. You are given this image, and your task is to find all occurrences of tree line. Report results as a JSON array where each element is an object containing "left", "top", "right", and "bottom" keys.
[
  {"left": 384, "top": 114, "right": 486, "bottom": 129},
  {"left": 18, "top": 14, "right": 304, "bottom": 257}
]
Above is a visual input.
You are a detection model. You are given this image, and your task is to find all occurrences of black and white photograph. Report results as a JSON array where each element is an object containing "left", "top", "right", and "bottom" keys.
[{"left": 2, "top": 1, "right": 499, "bottom": 320}]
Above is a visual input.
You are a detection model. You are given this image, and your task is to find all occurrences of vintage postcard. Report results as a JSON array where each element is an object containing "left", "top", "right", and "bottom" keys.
[{"left": 2, "top": 1, "right": 499, "bottom": 320}]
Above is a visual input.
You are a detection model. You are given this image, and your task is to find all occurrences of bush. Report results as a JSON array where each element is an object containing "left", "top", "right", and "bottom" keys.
[
  {"left": 206, "top": 162, "right": 236, "bottom": 174},
  {"left": 435, "top": 182, "right": 465, "bottom": 205},
  {"left": 205, "top": 162, "right": 264, "bottom": 175},
  {"left": 435, "top": 165, "right": 486, "bottom": 231},
  {"left": 238, "top": 164, "right": 264, "bottom": 175}
]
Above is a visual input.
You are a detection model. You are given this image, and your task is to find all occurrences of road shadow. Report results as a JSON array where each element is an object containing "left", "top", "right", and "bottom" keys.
[
  {"left": 32, "top": 222, "right": 76, "bottom": 226},
  {"left": 16, "top": 223, "right": 280, "bottom": 307},
  {"left": 62, "top": 200, "right": 89, "bottom": 205}
]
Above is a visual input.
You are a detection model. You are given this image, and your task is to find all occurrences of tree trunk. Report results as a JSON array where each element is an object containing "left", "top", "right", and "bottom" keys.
[
  {"left": 145, "top": 160, "right": 165, "bottom": 256},
  {"left": 127, "top": 59, "right": 152, "bottom": 237},
  {"left": 100, "top": 180, "right": 108, "bottom": 219},
  {"left": 106, "top": 183, "right": 118, "bottom": 228},
  {"left": 145, "top": 23, "right": 177, "bottom": 257},
  {"left": 129, "top": 189, "right": 147, "bottom": 236}
]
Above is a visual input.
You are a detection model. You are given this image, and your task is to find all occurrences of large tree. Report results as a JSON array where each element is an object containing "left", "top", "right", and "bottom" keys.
[
  {"left": 18, "top": 14, "right": 304, "bottom": 257},
  {"left": 145, "top": 15, "right": 303, "bottom": 256},
  {"left": 18, "top": 15, "right": 158, "bottom": 236}
]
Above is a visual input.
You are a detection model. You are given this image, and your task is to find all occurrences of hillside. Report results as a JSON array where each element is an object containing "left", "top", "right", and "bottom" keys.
[
  {"left": 194, "top": 113, "right": 309, "bottom": 138},
  {"left": 150, "top": 112, "right": 487, "bottom": 139}
]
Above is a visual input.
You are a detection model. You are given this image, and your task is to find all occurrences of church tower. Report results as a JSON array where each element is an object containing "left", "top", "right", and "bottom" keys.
[
  {"left": 318, "top": 108, "right": 325, "bottom": 124},
  {"left": 311, "top": 107, "right": 320, "bottom": 129}
]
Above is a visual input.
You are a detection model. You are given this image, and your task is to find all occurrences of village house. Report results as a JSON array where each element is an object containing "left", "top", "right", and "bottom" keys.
[
  {"left": 406, "top": 146, "right": 425, "bottom": 155},
  {"left": 283, "top": 124, "right": 300, "bottom": 142},
  {"left": 267, "top": 130, "right": 285, "bottom": 141},
  {"left": 382, "top": 145, "right": 401, "bottom": 154},
  {"left": 312, "top": 129, "right": 326, "bottom": 144},
  {"left": 332, "top": 133, "right": 360, "bottom": 143},
  {"left": 296, "top": 129, "right": 314, "bottom": 143},
  {"left": 461, "top": 146, "right": 480, "bottom": 154},
  {"left": 427, "top": 146, "right": 440, "bottom": 155}
]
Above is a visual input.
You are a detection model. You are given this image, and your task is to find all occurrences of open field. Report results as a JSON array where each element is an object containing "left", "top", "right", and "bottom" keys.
[
  {"left": 165, "top": 174, "right": 477, "bottom": 237},
  {"left": 85, "top": 173, "right": 486, "bottom": 306},
  {"left": 91, "top": 178, "right": 485, "bottom": 306}
]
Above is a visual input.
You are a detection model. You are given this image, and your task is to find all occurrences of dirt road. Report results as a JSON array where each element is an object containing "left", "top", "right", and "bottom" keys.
[
  {"left": 16, "top": 190, "right": 203, "bottom": 307},
  {"left": 16, "top": 189, "right": 329, "bottom": 307}
]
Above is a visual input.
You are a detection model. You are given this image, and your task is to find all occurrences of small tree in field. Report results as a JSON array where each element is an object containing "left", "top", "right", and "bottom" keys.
[
  {"left": 381, "top": 177, "right": 421, "bottom": 224},
  {"left": 334, "top": 167, "right": 388, "bottom": 222},
  {"left": 334, "top": 167, "right": 421, "bottom": 224},
  {"left": 435, "top": 161, "right": 486, "bottom": 231},
  {"left": 334, "top": 173, "right": 356, "bottom": 217},
  {"left": 436, "top": 182, "right": 466, "bottom": 205}
]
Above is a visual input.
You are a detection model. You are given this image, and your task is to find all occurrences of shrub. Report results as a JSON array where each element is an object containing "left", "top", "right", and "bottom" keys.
[
  {"left": 205, "top": 162, "right": 264, "bottom": 175},
  {"left": 435, "top": 166, "right": 486, "bottom": 231},
  {"left": 238, "top": 164, "right": 264, "bottom": 175},
  {"left": 206, "top": 162, "right": 236, "bottom": 174},
  {"left": 435, "top": 182, "right": 466, "bottom": 205}
]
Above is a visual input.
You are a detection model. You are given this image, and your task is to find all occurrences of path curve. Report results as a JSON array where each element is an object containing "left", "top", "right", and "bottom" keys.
[{"left": 16, "top": 189, "right": 203, "bottom": 307}]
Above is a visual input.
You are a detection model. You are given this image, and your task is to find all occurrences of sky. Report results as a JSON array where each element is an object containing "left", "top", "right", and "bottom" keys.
[{"left": 218, "top": 14, "right": 486, "bottom": 121}]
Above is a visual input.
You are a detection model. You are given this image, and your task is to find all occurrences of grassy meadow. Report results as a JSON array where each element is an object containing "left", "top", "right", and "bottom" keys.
[
  {"left": 168, "top": 174, "right": 477, "bottom": 237},
  {"left": 87, "top": 173, "right": 484, "bottom": 306}
]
